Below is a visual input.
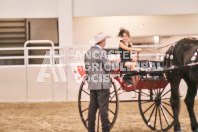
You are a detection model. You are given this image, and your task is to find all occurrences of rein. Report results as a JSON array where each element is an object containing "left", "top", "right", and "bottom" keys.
[
  {"left": 141, "top": 49, "right": 164, "bottom": 53},
  {"left": 156, "top": 37, "right": 198, "bottom": 50},
  {"left": 156, "top": 43, "right": 175, "bottom": 50}
]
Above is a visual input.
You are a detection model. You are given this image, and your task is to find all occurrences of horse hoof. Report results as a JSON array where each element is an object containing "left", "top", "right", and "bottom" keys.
[{"left": 174, "top": 129, "right": 183, "bottom": 132}]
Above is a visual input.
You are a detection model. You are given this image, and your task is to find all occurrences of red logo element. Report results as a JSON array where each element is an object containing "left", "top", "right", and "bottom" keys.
[
  {"left": 71, "top": 64, "right": 86, "bottom": 84},
  {"left": 77, "top": 65, "right": 85, "bottom": 78}
]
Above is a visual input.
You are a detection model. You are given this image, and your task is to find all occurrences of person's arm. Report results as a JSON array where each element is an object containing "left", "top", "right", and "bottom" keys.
[
  {"left": 119, "top": 42, "right": 142, "bottom": 52},
  {"left": 84, "top": 56, "right": 89, "bottom": 75},
  {"left": 100, "top": 50, "right": 119, "bottom": 71}
]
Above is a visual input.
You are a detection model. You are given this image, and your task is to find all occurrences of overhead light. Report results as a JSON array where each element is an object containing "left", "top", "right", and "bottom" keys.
[{"left": 154, "top": 36, "right": 159, "bottom": 43}]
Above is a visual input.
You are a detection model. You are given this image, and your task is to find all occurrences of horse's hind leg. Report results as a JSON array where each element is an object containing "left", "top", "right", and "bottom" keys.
[
  {"left": 184, "top": 79, "right": 198, "bottom": 131},
  {"left": 170, "top": 78, "right": 182, "bottom": 132}
]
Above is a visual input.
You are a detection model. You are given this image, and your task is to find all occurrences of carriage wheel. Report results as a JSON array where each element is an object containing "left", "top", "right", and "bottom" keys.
[
  {"left": 138, "top": 85, "right": 176, "bottom": 131},
  {"left": 78, "top": 76, "right": 119, "bottom": 131}
]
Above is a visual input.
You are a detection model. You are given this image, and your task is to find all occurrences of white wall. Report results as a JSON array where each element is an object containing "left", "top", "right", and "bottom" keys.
[
  {"left": 73, "top": 15, "right": 198, "bottom": 47},
  {"left": 73, "top": 0, "right": 198, "bottom": 17},
  {"left": 0, "top": 65, "right": 67, "bottom": 102},
  {"left": 0, "top": 0, "right": 58, "bottom": 18},
  {"left": 1, "top": 0, "right": 198, "bottom": 18},
  {"left": 58, "top": 0, "right": 73, "bottom": 47},
  {"left": 0, "top": 66, "right": 27, "bottom": 102}
]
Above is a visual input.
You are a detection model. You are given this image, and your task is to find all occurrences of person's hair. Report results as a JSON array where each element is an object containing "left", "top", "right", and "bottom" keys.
[
  {"left": 96, "top": 42, "right": 100, "bottom": 45},
  {"left": 118, "top": 28, "right": 130, "bottom": 37},
  {"left": 96, "top": 40, "right": 105, "bottom": 45}
]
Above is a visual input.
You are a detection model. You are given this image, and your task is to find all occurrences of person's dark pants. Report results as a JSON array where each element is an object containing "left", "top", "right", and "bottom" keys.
[{"left": 88, "top": 89, "right": 110, "bottom": 132}]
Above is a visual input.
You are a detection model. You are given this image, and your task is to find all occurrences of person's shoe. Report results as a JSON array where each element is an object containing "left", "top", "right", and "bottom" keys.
[{"left": 124, "top": 78, "right": 133, "bottom": 85}]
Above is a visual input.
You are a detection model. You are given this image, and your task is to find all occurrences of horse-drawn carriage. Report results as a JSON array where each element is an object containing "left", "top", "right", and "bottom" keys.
[{"left": 78, "top": 38, "right": 198, "bottom": 132}]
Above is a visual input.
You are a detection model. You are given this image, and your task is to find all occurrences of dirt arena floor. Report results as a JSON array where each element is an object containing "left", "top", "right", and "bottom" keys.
[{"left": 0, "top": 100, "right": 197, "bottom": 132}]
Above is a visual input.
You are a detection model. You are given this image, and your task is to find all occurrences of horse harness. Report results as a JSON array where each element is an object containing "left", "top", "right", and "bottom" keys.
[
  {"left": 164, "top": 42, "right": 177, "bottom": 68},
  {"left": 164, "top": 37, "right": 198, "bottom": 69}
]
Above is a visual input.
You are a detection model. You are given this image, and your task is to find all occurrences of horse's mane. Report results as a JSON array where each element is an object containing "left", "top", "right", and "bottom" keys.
[{"left": 184, "top": 37, "right": 198, "bottom": 41}]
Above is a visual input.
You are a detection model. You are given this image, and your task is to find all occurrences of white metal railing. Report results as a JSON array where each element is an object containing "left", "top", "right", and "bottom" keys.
[
  {"left": 0, "top": 43, "right": 166, "bottom": 66},
  {"left": 24, "top": 40, "right": 55, "bottom": 66},
  {"left": 0, "top": 47, "right": 24, "bottom": 51},
  {"left": 0, "top": 40, "right": 65, "bottom": 66},
  {"left": 66, "top": 44, "right": 168, "bottom": 49},
  {"left": 67, "top": 45, "right": 166, "bottom": 61}
]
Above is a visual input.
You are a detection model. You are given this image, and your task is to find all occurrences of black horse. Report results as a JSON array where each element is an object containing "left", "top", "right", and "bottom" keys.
[{"left": 164, "top": 38, "right": 198, "bottom": 132}]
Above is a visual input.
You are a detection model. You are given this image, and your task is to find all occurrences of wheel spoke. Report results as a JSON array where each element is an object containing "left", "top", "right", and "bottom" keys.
[
  {"left": 82, "top": 107, "right": 89, "bottom": 113},
  {"left": 143, "top": 102, "right": 155, "bottom": 114},
  {"left": 110, "top": 90, "right": 115, "bottom": 95},
  {"left": 82, "top": 89, "right": 90, "bottom": 96},
  {"left": 83, "top": 117, "right": 88, "bottom": 127},
  {"left": 141, "top": 100, "right": 155, "bottom": 104},
  {"left": 117, "top": 86, "right": 122, "bottom": 91},
  {"left": 109, "top": 101, "right": 117, "bottom": 103},
  {"left": 108, "top": 109, "right": 115, "bottom": 115},
  {"left": 161, "top": 98, "right": 171, "bottom": 101},
  {"left": 148, "top": 105, "right": 156, "bottom": 122},
  {"left": 158, "top": 106, "right": 163, "bottom": 130},
  {"left": 154, "top": 105, "right": 158, "bottom": 128},
  {"left": 150, "top": 90, "right": 154, "bottom": 101},
  {"left": 161, "top": 90, "right": 171, "bottom": 98},
  {"left": 140, "top": 91, "right": 150, "bottom": 97},
  {"left": 153, "top": 89, "right": 158, "bottom": 97},
  {"left": 159, "top": 88, "right": 162, "bottom": 94},
  {"left": 160, "top": 105, "right": 170, "bottom": 125},
  {"left": 157, "top": 89, "right": 160, "bottom": 95},
  {"left": 162, "top": 104, "right": 173, "bottom": 118},
  {"left": 109, "top": 93, "right": 116, "bottom": 101},
  {"left": 159, "top": 87, "right": 166, "bottom": 96},
  {"left": 163, "top": 102, "right": 172, "bottom": 106}
]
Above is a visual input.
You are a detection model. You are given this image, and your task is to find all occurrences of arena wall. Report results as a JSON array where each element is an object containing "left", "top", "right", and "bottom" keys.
[
  {"left": 0, "top": 65, "right": 68, "bottom": 102},
  {"left": 0, "top": 59, "right": 197, "bottom": 102}
]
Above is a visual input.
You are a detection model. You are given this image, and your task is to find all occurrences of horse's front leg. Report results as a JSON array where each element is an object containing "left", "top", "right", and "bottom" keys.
[
  {"left": 170, "top": 78, "right": 182, "bottom": 132},
  {"left": 184, "top": 80, "right": 198, "bottom": 132}
]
